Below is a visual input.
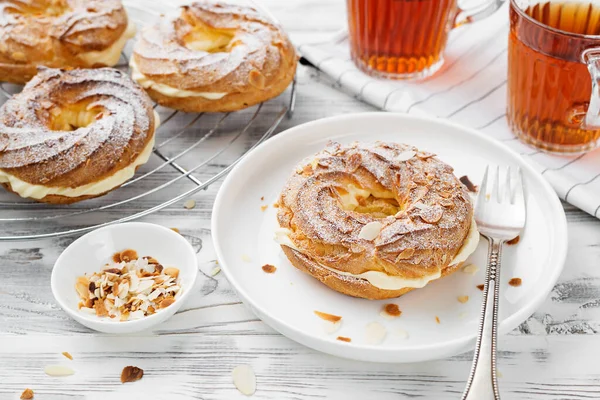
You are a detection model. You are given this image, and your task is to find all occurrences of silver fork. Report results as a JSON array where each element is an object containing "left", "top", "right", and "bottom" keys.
[{"left": 461, "top": 166, "right": 526, "bottom": 400}]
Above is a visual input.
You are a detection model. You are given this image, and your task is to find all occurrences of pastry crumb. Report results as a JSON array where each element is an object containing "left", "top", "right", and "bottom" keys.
[
  {"left": 435, "top": 316, "right": 441, "bottom": 324},
  {"left": 509, "top": 277, "right": 522, "bottom": 287},
  {"left": 507, "top": 235, "right": 520, "bottom": 245},
  {"left": 170, "top": 227, "right": 180, "bottom": 234},
  {"left": 260, "top": 205, "right": 268, "bottom": 212},
  {"left": 261, "top": 264, "right": 276, "bottom": 274},
  {"left": 336, "top": 336, "right": 351, "bottom": 342},
  {"left": 314, "top": 310, "right": 342, "bottom": 323},
  {"left": 476, "top": 284, "right": 485, "bottom": 291},
  {"left": 273, "top": 203, "right": 279, "bottom": 208},
  {"left": 20, "top": 388, "right": 34, "bottom": 399},
  {"left": 457, "top": 295, "right": 469, "bottom": 304},
  {"left": 121, "top": 366, "right": 144, "bottom": 383},
  {"left": 62, "top": 352, "right": 73, "bottom": 360},
  {"left": 381, "top": 303, "right": 401, "bottom": 318},
  {"left": 183, "top": 199, "right": 196, "bottom": 209}
]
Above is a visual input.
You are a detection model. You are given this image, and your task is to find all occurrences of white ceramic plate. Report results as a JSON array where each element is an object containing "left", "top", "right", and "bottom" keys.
[{"left": 212, "top": 113, "right": 567, "bottom": 363}]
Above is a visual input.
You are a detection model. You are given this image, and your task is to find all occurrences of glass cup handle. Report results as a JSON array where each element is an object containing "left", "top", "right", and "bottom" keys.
[
  {"left": 455, "top": 0, "right": 506, "bottom": 27},
  {"left": 582, "top": 48, "right": 600, "bottom": 128}
]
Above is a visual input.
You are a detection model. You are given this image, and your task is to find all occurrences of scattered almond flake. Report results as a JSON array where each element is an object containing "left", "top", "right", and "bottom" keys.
[
  {"left": 435, "top": 316, "right": 441, "bottom": 324},
  {"left": 358, "top": 221, "right": 383, "bottom": 240},
  {"left": 507, "top": 235, "right": 520, "bottom": 245},
  {"left": 365, "top": 322, "right": 387, "bottom": 345},
  {"left": 75, "top": 253, "right": 182, "bottom": 322},
  {"left": 477, "top": 284, "right": 485, "bottom": 291},
  {"left": 509, "top": 277, "right": 522, "bottom": 287},
  {"left": 394, "top": 328, "right": 409, "bottom": 339},
  {"left": 121, "top": 366, "right": 144, "bottom": 383},
  {"left": 232, "top": 365, "right": 256, "bottom": 396},
  {"left": 210, "top": 266, "right": 221, "bottom": 276},
  {"left": 44, "top": 365, "right": 75, "bottom": 377},
  {"left": 62, "top": 352, "right": 73, "bottom": 360},
  {"left": 323, "top": 320, "right": 342, "bottom": 334},
  {"left": 381, "top": 304, "right": 402, "bottom": 318},
  {"left": 459, "top": 175, "right": 478, "bottom": 193},
  {"left": 314, "top": 310, "right": 342, "bottom": 323},
  {"left": 260, "top": 196, "right": 264, "bottom": 201},
  {"left": 457, "top": 295, "right": 469, "bottom": 304},
  {"left": 170, "top": 227, "right": 180, "bottom": 234},
  {"left": 272, "top": 203, "right": 279, "bottom": 208},
  {"left": 396, "top": 150, "right": 416, "bottom": 161},
  {"left": 20, "top": 389, "right": 34, "bottom": 399},
  {"left": 413, "top": 202, "right": 427, "bottom": 210},
  {"left": 336, "top": 336, "right": 351, "bottom": 342},
  {"left": 462, "top": 264, "right": 479, "bottom": 275},
  {"left": 261, "top": 264, "right": 276, "bottom": 274},
  {"left": 241, "top": 254, "right": 252, "bottom": 263},
  {"left": 459, "top": 312, "right": 468, "bottom": 319},
  {"left": 184, "top": 199, "right": 196, "bottom": 209},
  {"left": 260, "top": 205, "right": 268, "bottom": 212}
]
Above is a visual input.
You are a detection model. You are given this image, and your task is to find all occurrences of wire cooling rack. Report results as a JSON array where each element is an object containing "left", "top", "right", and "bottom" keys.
[{"left": 0, "top": 1, "right": 296, "bottom": 241}]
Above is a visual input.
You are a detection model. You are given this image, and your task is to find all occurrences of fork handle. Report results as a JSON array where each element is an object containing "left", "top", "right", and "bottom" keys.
[{"left": 461, "top": 237, "right": 502, "bottom": 400}]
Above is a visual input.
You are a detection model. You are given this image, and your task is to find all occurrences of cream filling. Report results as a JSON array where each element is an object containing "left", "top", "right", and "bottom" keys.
[
  {"left": 78, "top": 19, "right": 137, "bottom": 66},
  {"left": 0, "top": 111, "right": 160, "bottom": 200},
  {"left": 129, "top": 58, "right": 228, "bottom": 100},
  {"left": 274, "top": 217, "right": 480, "bottom": 291}
]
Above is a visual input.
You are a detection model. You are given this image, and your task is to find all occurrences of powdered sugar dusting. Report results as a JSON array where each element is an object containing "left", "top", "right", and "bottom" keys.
[
  {"left": 0, "top": 67, "right": 154, "bottom": 185},
  {"left": 132, "top": 2, "right": 295, "bottom": 93},
  {"left": 276, "top": 141, "right": 474, "bottom": 274}
]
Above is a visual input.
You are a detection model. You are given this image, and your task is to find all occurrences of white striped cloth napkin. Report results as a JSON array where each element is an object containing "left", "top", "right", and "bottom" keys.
[{"left": 298, "top": 3, "right": 600, "bottom": 219}]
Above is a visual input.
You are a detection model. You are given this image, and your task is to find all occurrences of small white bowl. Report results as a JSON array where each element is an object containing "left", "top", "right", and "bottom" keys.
[{"left": 51, "top": 222, "right": 198, "bottom": 334}]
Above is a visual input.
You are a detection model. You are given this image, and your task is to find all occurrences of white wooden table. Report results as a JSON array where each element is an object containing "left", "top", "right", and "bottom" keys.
[{"left": 2, "top": 1, "right": 600, "bottom": 399}]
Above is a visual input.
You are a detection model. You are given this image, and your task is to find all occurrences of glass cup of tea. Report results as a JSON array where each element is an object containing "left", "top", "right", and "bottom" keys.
[
  {"left": 508, "top": 0, "right": 600, "bottom": 153},
  {"left": 347, "top": 0, "right": 506, "bottom": 80}
]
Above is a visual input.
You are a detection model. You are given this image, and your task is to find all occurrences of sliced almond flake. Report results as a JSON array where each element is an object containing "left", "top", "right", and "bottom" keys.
[
  {"left": 358, "top": 221, "right": 383, "bottom": 240},
  {"left": 136, "top": 280, "right": 154, "bottom": 294},
  {"left": 184, "top": 199, "right": 196, "bottom": 209},
  {"left": 211, "top": 266, "right": 221, "bottom": 276},
  {"left": 462, "top": 264, "right": 479, "bottom": 275},
  {"left": 128, "top": 273, "right": 140, "bottom": 292},
  {"left": 395, "top": 329, "right": 409, "bottom": 339},
  {"left": 365, "top": 322, "right": 387, "bottom": 345},
  {"left": 165, "top": 285, "right": 180, "bottom": 293},
  {"left": 148, "top": 289, "right": 161, "bottom": 301},
  {"left": 396, "top": 150, "right": 416, "bottom": 162},
  {"left": 128, "top": 310, "right": 145, "bottom": 320},
  {"left": 413, "top": 202, "right": 427, "bottom": 210},
  {"left": 44, "top": 365, "right": 75, "bottom": 377},
  {"left": 232, "top": 365, "right": 256, "bottom": 396}
]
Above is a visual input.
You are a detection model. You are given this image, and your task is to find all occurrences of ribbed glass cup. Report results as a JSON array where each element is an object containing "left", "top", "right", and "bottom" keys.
[{"left": 347, "top": 0, "right": 458, "bottom": 80}]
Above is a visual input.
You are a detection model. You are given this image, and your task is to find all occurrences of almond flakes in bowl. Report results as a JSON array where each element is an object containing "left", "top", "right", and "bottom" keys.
[{"left": 75, "top": 250, "right": 182, "bottom": 322}]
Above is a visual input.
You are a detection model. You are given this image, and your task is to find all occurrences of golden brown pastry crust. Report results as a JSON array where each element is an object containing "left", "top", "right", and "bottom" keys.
[
  {"left": 0, "top": 67, "right": 156, "bottom": 204},
  {"left": 277, "top": 142, "right": 474, "bottom": 300},
  {"left": 131, "top": 1, "right": 297, "bottom": 112},
  {"left": 0, "top": 0, "right": 129, "bottom": 84}
]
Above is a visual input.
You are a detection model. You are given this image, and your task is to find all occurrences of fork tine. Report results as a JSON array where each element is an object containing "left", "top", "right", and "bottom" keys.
[
  {"left": 476, "top": 165, "right": 490, "bottom": 205},
  {"left": 504, "top": 166, "right": 512, "bottom": 203},
  {"left": 513, "top": 166, "right": 525, "bottom": 205},
  {"left": 491, "top": 165, "right": 500, "bottom": 202}
]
